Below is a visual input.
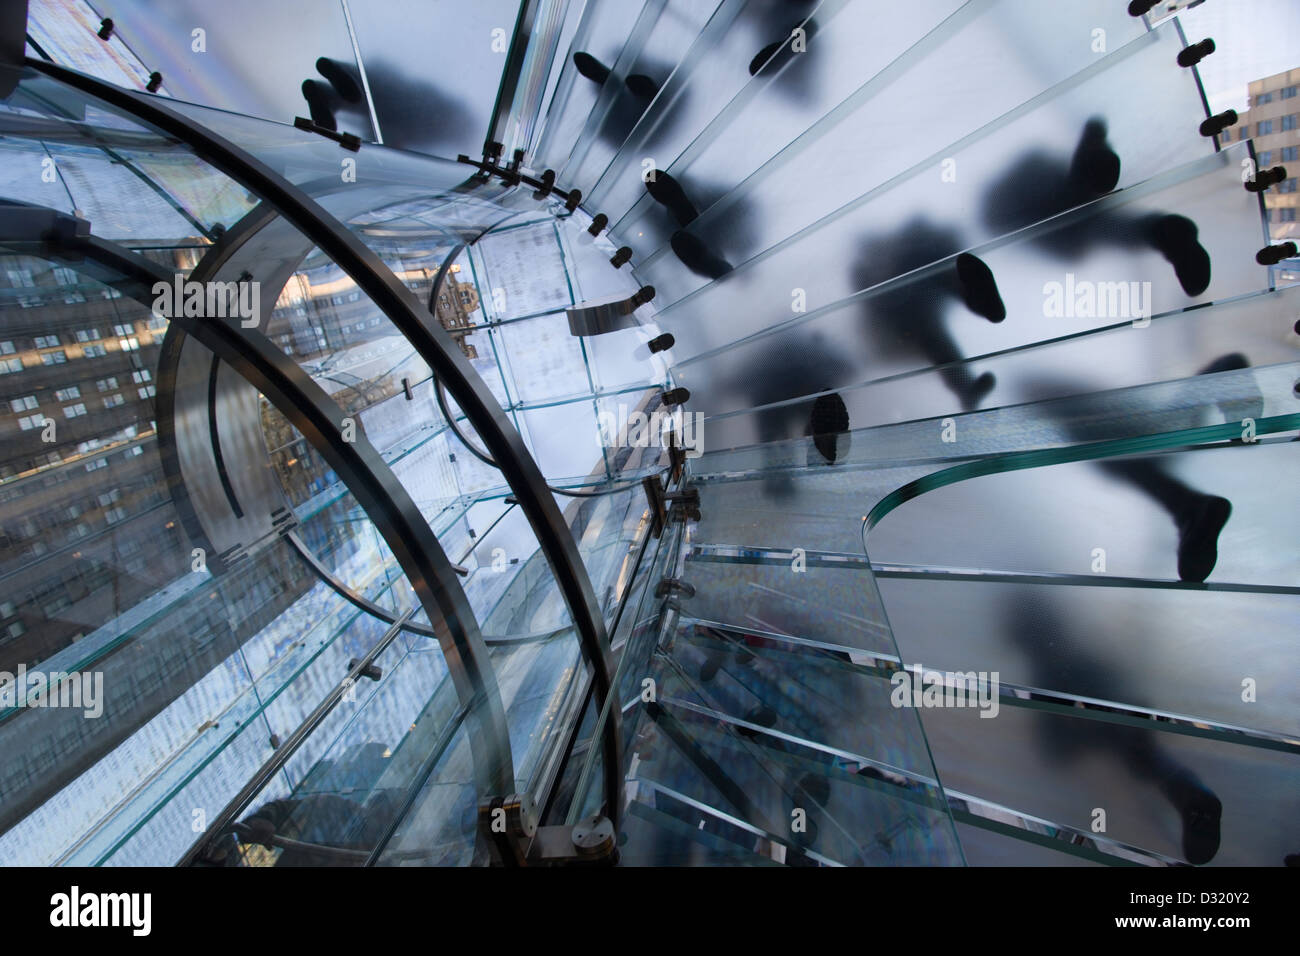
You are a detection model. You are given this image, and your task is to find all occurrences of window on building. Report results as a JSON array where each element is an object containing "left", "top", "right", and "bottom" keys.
[
  {"left": 1283, "top": 146, "right": 1299, "bottom": 162},
  {"left": 82, "top": 344, "right": 107, "bottom": 358},
  {"left": 1259, "top": 150, "right": 1273, "bottom": 165},
  {"left": 54, "top": 386, "right": 81, "bottom": 401},
  {"left": 0, "top": 358, "right": 22, "bottom": 374},
  {"left": 18, "top": 415, "right": 43, "bottom": 431},
  {"left": 103, "top": 394, "right": 125, "bottom": 408},
  {"left": 74, "top": 329, "right": 100, "bottom": 343},
  {"left": 118, "top": 337, "right": 140, "bottom": 352},
  {"left": 85, "top": 457, "right": 108, "bottom": 471},
  {"left": 112, "top": 323, "right": 133, "bottom": 337},
  {"left": 1258, "top": 120, "right": 1274, "bottom": 135},
  {"left": 0, "top": 341, "right": 14, "bottom": 354},
  {"left": 138, "top": 384, "right": 156, "bottom": 399},
  {"left": 1257, "top": 91, "right": 1274, "bottom": 105},
  {"left": 96, "top": 377, "right": 117, "bottom": 391},
  {"left": 1283, "top": 114, "right": 1298, "bottom": 131},
  {"left": 40, "top": 350, "right": 68, "bottom": 365},
  {"left": 34, "top": 335, "right": 60, "bottom": 349},
  {"left": 1281, "top": 178, "right": 1299, "bottom": 193},
  {"left": 1283, "top": 85, "right": 1298, "bottom": 99},
  {"left": 63, "top": 403, "right": 87, "bottom": 418},
  {"left": 132, "top": 369, "right": 151, "bottom": 383},
  {"left": 13, "top": 396, "right": 38, "bottom": 412},
  {"left": 1280, "top": 208, "right": 1297, "bottom": 222}
]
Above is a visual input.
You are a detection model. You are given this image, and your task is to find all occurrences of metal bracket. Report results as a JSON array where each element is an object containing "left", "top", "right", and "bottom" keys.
[
  {"left": 293, "top": 116, "right": 361, "bottom": 151},
  {"left": 478, "top": 793, "right": 616, "bottom": 866},
  {"left": 655, "top": 577, "right": 696, "bottom": 599}
]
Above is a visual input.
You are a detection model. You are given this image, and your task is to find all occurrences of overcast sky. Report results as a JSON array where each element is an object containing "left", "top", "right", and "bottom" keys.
[{"left": 1179, "top": 0, "right": 1300, "bottom": 113}]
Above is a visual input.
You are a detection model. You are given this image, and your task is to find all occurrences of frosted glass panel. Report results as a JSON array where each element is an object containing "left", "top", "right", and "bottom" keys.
[
  {"left": 642, "top": 20, "right": 1209, "bottom": 311},
  {"left": 920, "top": 701, "right": 1299, "bottom": 866},
  {"left": 666, "top": 144, "right": 1269, "bottom": 428},
  {"left": 878, "top": 578, "right": 1300, "bottom": 736},
  {"left": 617, "top": 0, "right": 1143, "bottom": 293}
]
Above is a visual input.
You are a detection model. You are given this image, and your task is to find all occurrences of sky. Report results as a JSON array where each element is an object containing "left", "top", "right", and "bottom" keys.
[{"left": 1179, "top": 0, "right": 1300, "bottom": 113}]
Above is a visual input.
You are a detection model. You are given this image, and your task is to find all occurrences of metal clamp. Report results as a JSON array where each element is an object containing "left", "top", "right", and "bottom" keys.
[{"left": 478, "top": 793, "right": 617, "bottom": 866}]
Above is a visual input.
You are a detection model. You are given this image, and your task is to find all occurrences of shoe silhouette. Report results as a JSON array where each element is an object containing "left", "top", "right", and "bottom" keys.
[
  {"left": 301, "top": 79, "right": 337, "bottom": 130},
  {"left": 1146, "top": 214, "right": 1212, "bottom": 297},
  {"left": 808, "top": 391, "right": 849, "bottom": 463},
  {"left": 625, "top": 73, "right": 660, "bottom": 100},
  {"left": 1175, "top": 494, "right": 1231, "bottom": 583},
  {"left": 573, "top": 51, "right": 611, "bottom": 84},
  {"left": 955, "top": 252, "right": 1006, "bottom": 322},
  {"left": 1164, "top": 773, "right": 1222, "bottom": 865},
  {"left": 749, "top": 17, "right": 818, "bottom": 76},
  {"left": 737, "top": 704, "right": 778, "bottom": 738},
  {"left": 795, "top": 772, "right": 831, "bottom": 807},
  {"left": 1068, "top": 118, "right": 1121, "bottom": 198},
  {"left": 961, "top": 370, "right": 997, "bottom": 412},
  {"left": 646, "top": 171, "right": 700, "bottom": 226},
  {"left": 671, "top": 229, "right": 732, "bottom": 279},
  {"left": 1196, "top": 352, "right": 1263, "bottom": 428},
  {"left": 316, "top": 57, "right": 362, "bottom": 103}
]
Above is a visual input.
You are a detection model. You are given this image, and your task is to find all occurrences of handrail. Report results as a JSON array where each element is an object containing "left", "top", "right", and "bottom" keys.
[
  {"left": 862, "top": 415, "right": 1300, "bottom": 538},
  {"left": 25, "top": 57, "right": 623, "bottom": 826},
  {"left": 179, "top": 609, "right": 416, "bottom": 866}
]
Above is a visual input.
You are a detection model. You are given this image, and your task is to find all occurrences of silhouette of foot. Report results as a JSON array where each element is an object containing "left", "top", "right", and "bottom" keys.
[
  {"left": 301, "top": 79, "right": 337, "bottom": 130},
  {"left": 761, "top": 472, "right": 795, "bottom": 500},
  {"left": 955, "top": 252, "right": 1005, "bottom": 322},
  {"left": 573, "top": 51, "right": 611, "bottom": 85},
  {"left": 1069, "top": 118, "right": 1121, "bottom": 198},
  {"left": 1197, "top": 352, "right": 1263, "bottom": 427},
  {"left": 794, "top": 772, "right": 831, "bottom": 807},
  {"left": 646, "top": 171, "right": 699, "bottom": 226},
  {"left": 671, "top": 230, "right": 732, "bottom": 279},
  {"left": 1175, "top": 494, "right": 1231, "bottom": 582},
  {"left": 625, "top": 74, "right": 660, "bottom": 100},
  {"left": 748, "top": 19, "right": 817, "bottom": 76},
  {"left": 960, "top": 371, "right": 997, "bottom": 412},
  {"left": 699, "top": 651, "right": 722, "bottom": 682},
  {"left": 1171, "top": 780, "right": 1222, "bottom": 865},
  {"left": 316, "top": 57, "right": 361, "bottom": 103},
  {"left": 808, "top": 391, "right": 849, "bottom": 463},
  {"left": 737, "top": 704, "right": 778, "bottom": 738},
  {"left": 1148, "top": 214, "right": 1211, "bottom": 296}
]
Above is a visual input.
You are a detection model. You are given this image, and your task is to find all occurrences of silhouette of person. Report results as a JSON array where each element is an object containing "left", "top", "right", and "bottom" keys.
[
  {"left": 981, "top": 117, "right": 1211, "bottom": 297},
  {"left": 301, "top": 57, "right": 363, "bottom": 131},
  {"left": 641, "top": 170, "right": 734, "bottom": 279},
  {"left": 571, "top": 51, "right": 664, "bottom": 149},
  {"left": 725, "top": 329, "right": 855, "bottom": 470},
  {"left": 1005, "top": 594, "right": 1222, "bottom": 864},
  {"left": 1020, "top": 359, "right": 1246, "bottom": 583},
  {"left": 853, "top": 218, "right": 1006, "bottom": 412}
]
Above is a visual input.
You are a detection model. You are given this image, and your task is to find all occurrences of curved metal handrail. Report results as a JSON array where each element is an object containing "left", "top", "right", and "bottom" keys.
[
  {"left": 862, "top": 414, "right": 1300, "bottom": 539},
  {"left": 26, "top": 58, "right": 624, "bottom": 826}
]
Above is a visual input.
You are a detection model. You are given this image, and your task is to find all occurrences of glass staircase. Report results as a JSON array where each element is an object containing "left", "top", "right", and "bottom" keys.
[{"left": 4, "top": 0, "right": 1296, "bottom": 867}]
